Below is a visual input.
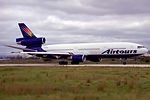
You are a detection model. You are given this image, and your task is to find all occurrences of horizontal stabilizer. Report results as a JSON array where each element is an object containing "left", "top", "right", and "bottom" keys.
[{"left": 5, "top": 45, "right": 37, "bottom": 52}]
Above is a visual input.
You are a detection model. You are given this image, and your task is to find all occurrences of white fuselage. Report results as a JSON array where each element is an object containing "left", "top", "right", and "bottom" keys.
[{"left": 42, "top": 42, "right": 148, "bottom": 57}]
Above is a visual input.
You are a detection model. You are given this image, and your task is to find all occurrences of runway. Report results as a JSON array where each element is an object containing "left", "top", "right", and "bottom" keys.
[{"left": 0, "top": 64, "right": 150, "bottom": 67}]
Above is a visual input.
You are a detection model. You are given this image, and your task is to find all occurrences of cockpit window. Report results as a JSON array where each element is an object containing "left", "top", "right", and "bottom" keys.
[{"left": 137, "top": 46, "right": 145, "bottom": 49}]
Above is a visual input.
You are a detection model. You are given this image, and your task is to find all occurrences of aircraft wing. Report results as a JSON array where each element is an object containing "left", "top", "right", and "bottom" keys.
[
  {"left": 21, "top": 52, "right": 72, "bottom": 55},
  {"left": 5, "top": 45, "right": 73, "bottom": 56},
  {"left": 21, "top": 52, "right": 72, "bottom": 59}
]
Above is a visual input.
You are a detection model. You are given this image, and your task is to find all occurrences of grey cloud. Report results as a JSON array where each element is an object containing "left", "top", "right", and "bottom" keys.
[
  {"left": 0, "top": 0, "right": 150, "bottom": 55},
  {"left": 81, "top": 0, "right": 150, "bottom": 15}
]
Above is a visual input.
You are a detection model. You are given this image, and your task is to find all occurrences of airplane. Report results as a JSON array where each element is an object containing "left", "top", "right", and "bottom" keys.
[{"left": 6, "top": 23, "right": 148, "bottom": 65}]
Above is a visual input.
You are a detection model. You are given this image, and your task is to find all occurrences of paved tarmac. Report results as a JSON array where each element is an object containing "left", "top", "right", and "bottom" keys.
[{"left": 0, "top": 64, "right": 150, "bottom": 67}]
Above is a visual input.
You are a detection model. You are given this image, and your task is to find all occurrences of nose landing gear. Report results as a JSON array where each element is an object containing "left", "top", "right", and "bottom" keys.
[{"left": 122, "top": 58, "right": 127, "bottom": 65}]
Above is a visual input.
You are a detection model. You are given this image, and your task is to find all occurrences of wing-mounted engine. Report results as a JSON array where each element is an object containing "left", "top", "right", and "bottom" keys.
[
  {"left": 71, "top": 55, "right": 86, "bottom": 64},
  {"left": 16, "top": 37, "right": 46, "bottom": 46}
]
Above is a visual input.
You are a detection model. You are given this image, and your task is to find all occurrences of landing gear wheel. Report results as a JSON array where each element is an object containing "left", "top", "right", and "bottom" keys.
[
  {"left": 123, "top": 62, "right": 127, "bottom": 65},
  {"left": 59, "top": 61, "right": 68, "bottom": 65},
  {"left": 122, "top": 58, "right": 127, "bottom": 65}
]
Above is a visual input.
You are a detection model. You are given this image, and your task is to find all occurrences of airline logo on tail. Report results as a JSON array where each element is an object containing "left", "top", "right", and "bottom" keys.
[
  {"left": 18, "top": 23, "right": 36, "bottom": 38},
  {"left": 21, "top": 26, "right": 33, "bottom": 37}
]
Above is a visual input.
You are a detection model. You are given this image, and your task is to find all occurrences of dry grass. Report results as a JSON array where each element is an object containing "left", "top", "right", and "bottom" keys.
[{"left": 0, "top": 66, "right": 149, "bottom": 100}]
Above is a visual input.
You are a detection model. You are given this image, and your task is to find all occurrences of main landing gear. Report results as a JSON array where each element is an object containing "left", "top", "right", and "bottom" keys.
[
  {"left": 59, "top": 60, "right": 68, "bottom": 65},
  {"left": 58, "top": 60, "right": 80, "bottom": 65},
  {"left": 71, "top": 61, "right": 80, "bottom": 64}
]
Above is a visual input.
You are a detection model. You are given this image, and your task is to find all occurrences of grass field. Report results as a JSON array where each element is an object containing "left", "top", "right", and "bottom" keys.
[
  {"left": 0, "top": 57, "right": 150, "bottom": 64},
  {"left": 0, "top": 66, "right": 149, "bottom": 100}
]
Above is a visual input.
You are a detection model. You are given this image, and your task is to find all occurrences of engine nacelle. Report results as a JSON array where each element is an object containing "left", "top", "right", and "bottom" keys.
[
  {"left": 71, "top": 55, "right": 86, "bottom": 62},
  {"left": 16, "top": 37, "right": 46, "bottom": 46}
]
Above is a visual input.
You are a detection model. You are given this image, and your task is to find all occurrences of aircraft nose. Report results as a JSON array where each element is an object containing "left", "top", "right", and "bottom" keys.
[{"left": 144, "top": 48, "right": 148, "bottom": 53}]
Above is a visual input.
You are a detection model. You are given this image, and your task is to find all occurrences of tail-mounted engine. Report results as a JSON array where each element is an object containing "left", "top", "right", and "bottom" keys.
[{"left": 16, "top": 38, "right": 46, "bottom": 46}]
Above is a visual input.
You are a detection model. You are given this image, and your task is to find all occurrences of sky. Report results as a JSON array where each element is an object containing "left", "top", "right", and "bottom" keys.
[{"left": 0, "top": 0, "right": 150, "bottom": 55}]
